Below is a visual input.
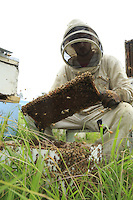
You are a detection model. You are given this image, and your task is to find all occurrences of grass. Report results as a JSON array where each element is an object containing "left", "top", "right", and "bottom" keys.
[{"left": 0, "top": 112, "right": 133, "bottom": 199}]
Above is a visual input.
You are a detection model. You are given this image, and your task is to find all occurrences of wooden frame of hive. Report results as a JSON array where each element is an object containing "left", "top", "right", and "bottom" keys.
[
  {"left": 125, "top": 39, "right": 133, "bottom": 77},
  {"left": 22, "top": 71, "right": 100, "bottom": 129},
  {"left": 0, "top": 140, "right": 103, "bottom": 188}
]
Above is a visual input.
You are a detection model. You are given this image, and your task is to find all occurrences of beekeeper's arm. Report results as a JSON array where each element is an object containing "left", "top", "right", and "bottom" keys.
[
  {"left": 107, "top": 55, "right": 133, "bottom": 103},
  {"left": 101, "top": 55, "right": 133, "bottom": 108}
]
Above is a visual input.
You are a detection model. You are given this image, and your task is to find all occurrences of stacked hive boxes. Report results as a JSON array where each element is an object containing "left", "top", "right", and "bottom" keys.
[
  {"left": 0, "top": 48, "right": 19, "bottom": 137},
  {"left": 125, "top": 39, "right": 133, "bottom": 78}
]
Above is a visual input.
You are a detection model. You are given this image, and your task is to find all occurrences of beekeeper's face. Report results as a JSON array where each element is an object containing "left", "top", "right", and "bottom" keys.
[{"left": 72, "top": 41, "right": 91, "bottom": 57}]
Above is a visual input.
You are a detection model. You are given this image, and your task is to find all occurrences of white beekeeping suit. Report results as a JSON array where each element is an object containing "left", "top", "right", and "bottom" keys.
[
  {"left": 47, "top": 19, "right": 133, "bottom": 158},
  {"left": 26, "top": 19, "right": 133, "bottom": 159}
]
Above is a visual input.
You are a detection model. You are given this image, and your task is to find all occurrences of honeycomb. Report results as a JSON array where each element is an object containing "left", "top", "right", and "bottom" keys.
[{"left": 22, "top": 71, "right": 100, "bottom": 129}]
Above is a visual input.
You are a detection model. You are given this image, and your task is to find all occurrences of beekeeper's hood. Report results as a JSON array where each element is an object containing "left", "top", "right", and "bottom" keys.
[{"left": 61, "top": 19, "right": 103, "bottom": 71}]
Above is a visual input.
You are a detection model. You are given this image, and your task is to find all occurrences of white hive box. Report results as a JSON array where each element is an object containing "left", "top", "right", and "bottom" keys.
[
  {"left": 0, "top": 48, "right": 19, "bottom": 137},
  {"left": 0, "top": 47, "right": 19, "bottom": 96},
  {"left": 0, "top": 141, "right": 103, "bottom": 178}
]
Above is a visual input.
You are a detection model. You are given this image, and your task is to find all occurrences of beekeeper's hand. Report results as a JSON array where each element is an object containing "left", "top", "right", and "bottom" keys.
[{"left": 100, "top": 90, "right": 121, "bottom": 108}]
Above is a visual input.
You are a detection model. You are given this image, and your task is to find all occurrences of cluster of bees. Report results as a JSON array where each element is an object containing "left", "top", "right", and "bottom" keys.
[
  {"left": 34, "top": 140, "right": 103, "bottom": 188},
  {"left": 2, "top": 139, "right": 103, "bottom": 191},
  {"left": 22, "top": 71, "right": 100, "bottom": 129}
]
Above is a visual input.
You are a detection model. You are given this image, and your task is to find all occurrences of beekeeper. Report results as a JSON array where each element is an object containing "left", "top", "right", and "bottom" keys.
[{"left": 27, "top": 19, "right": 133, "bottom": 158}]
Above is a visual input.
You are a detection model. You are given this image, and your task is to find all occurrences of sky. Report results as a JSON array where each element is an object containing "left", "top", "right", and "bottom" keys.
[{"left": 1, "top": 0, "right": 133, "bottom": 100}]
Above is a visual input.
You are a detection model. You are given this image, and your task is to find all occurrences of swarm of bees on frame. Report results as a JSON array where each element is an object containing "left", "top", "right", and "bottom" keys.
[
  {"left": 32, "top": 140, "right": 103, "bottom": 187},
  {"left": 1, "top": 140, "right": 103, "bottom": 190},
  {"left": 22, "top": 71, "right": 100, "bottom": 130}
]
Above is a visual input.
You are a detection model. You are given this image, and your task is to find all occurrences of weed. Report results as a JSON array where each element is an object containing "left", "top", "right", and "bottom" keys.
[{"left": 0, "top": 113, "right": 132, "bottom": 199}]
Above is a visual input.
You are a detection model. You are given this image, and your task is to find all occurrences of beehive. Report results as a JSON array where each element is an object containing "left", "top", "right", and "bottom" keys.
[
  {"left": 0, "top": 48, "right": 20, "bottom": 137},
  {"left": 125, "top": 39, "right": 133, "bottom": 77},
  {"left": 22, "top": 71, "right": 100, "bottom": 129},
  {"left": 0, "top": 48, "right": 19, "bottom": 96},
  {"left": 0, "top": 140, "right": 103, "bottom": 179}
]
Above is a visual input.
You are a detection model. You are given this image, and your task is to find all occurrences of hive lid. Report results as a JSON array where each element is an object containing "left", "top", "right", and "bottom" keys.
[
  {"left": 0, "top": 47, "right": 19, "bottom": 66},
  {"left": 0, "top": 47, "right": 12, "bottom": 54}
]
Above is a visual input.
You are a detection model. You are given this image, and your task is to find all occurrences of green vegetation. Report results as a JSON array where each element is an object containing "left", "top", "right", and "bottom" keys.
[{"left": 0, "top": 113, "right": 132, "bottom": 199}]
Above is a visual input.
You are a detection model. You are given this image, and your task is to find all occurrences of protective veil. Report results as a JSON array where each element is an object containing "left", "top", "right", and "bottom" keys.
[{"left": 61, "top": 19, "right": 103, "bottom": 69}]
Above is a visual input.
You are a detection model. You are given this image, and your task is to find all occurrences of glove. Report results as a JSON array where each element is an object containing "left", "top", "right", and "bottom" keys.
[{"left": 100, "top": 90, "right": 121, "bottom": 108}]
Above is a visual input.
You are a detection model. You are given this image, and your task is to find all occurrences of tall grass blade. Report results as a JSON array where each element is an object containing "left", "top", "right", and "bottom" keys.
[{"left": 110, "top": 117, "right": 122, "bottom": 161}]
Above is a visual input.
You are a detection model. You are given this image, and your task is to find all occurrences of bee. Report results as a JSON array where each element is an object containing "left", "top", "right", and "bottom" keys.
[
  {"left": 109, "top": 130, "right": 113, "bottom": 134},
  {"left": 66, "top": 96, "right": 71, "bottom": 99}
]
